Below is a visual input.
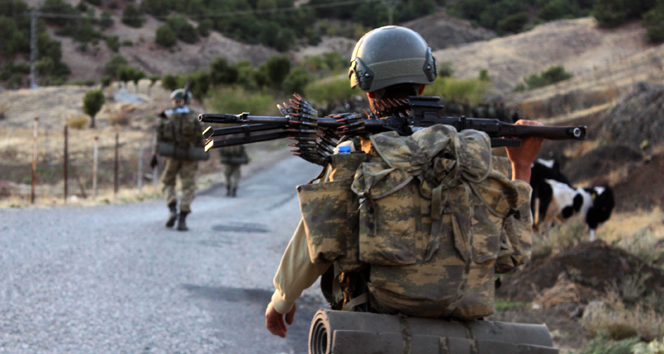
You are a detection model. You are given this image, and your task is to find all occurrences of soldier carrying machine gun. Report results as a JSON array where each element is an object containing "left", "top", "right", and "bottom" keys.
[{"left": 199, "top": 94, "right": 586, "bottom": 166}]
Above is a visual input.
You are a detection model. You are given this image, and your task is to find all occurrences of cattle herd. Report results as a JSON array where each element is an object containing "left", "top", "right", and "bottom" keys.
[{"left": 530, "top": 159, "right": 616, "bottom": 240}]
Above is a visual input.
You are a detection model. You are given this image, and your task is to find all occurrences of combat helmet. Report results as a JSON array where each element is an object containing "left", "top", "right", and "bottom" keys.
[
  {"left": 349, "top": 26, "right": 437, "bottom": 92},
  {"left": 170, "top": 88, "right": 192, "bottom": 104}
]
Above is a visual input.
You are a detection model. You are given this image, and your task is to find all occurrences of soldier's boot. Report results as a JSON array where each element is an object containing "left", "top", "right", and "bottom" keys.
[
  {"left": 176, "top": 211, "right": 189, "bottom": 231},
  {"left": 226, "top": 185, "right": 231, "bottom": 196},
  {"left": 232, "top": 187, "right": 237, "bottom": 197},
  {"left": 165, "top": 202, "right": 178, "bottom": 228}
]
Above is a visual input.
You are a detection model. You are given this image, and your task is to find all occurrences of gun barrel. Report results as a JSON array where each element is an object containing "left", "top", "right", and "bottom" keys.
[{"left": 498, "top": 124, "right": 587, "bottom": 140}]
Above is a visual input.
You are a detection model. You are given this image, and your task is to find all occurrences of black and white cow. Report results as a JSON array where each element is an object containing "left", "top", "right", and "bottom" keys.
[{"left": 530, "top": 159, "right": 615, "bottom": 240}]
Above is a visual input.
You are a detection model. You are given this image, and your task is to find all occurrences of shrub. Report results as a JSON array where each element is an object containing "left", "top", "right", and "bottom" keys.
[
  {"left": 101, "top": 76, "right": 112, "bottom": 88},
  {"left": 323, "top": 52, "right": 346, "bottom": 72},
  {"left": 105, "top": 35, "right": 119, "bottom": 52},
  {"left": 155, "top": 25, "right": 177, "bottom": 47},
  {"left": 187, "top": 70, "right": 210, "bottom": 102},
  {"left": 85, "top": 0, "right": 102, "bottom": 6},
  {"left": 208, "top": 86, "right": 275, "bottom": 116},
  {"left": 643, "top": 5, "right": 664, "bottom": 43},
  {"left": 197, "top": 19, "right": 213, "bottom": 37},
  {"left": 438, "top": 61, "right": 454, "bottom": 78},
  {"left": 498, "top": 11, "right": 529, "bottom": 33},
  {"left": 122, "top": 39, "right": 133, "bottom": 46},
  {"left": 83, "top": 89, "right": 105, "bottom": 128},
  {"left": 522, "top": 65, "right": 573, "bottom": 90},
  {"left": 66, "top": 114, "right": 88, "bottom": 129},
  {"left": 104, "top": 55, "right": 128, "bottom": 77},
  {"left": 122, "top": 4, "right": 143, "bottom": 28},
  {"left": 7, "top": 74, "right": 23, "bottom": 90},
  {"left": 593, "top": 0, "right": 629, "bottom": 27},
  {"left": 282, "top": 67, "right": 312, "bottom": 95},
  {"left": 167, "top": 15, "right": 198, "bottom": 44},
  {"left": 108, "top": 112, "right": 129, "bottom": 126},
  {"left": 161, "top": 73, "right": 180, "bottom": 91},
  {"left": 264, "top": 55, "right": 291, "bottom": 89},
  {"left": 210, "top": 57, "right": 238, "bottom": 86},
  {"left": 478, "top": 68, "right": 490, "bottom": 81}
]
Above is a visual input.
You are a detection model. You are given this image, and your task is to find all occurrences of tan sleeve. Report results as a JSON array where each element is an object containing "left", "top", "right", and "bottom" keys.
[
  {"left": 496, "top": 179, "right": 533, "bottom": 273},
  {"left": 271, "top": 219, "right": 331, "bottom": 314}
]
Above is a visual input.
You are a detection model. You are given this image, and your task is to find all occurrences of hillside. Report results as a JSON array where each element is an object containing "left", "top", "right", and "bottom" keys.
[{"left": 433, "top": 18, "right": 653, "bottom": 96}]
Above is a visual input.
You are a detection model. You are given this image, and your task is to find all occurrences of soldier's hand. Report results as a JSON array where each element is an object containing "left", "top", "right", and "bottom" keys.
[
  {"left": 265, "top": 302, "right": 296, "bottom": 338},
  {"left": 505, "top": 120, "right": 544, "bottom": 183},
  {"left": 150, "top": 154, "right": 158, "bottom": 169}
]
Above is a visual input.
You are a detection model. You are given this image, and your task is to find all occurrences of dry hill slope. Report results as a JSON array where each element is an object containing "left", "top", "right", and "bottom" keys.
[{"left": 433, "top": 18, "right": 652, "bottom": 96}]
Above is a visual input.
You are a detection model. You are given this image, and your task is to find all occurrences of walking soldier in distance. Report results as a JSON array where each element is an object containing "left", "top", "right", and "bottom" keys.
[
  {"left": 265, "top": 25, "right": 544, "bottom": 339},
  {"left": 151, "top": 88, "right": 208, "bottom": 231},
  {"left": 219, "top": 145, "right": 249, "bottom": 197}
]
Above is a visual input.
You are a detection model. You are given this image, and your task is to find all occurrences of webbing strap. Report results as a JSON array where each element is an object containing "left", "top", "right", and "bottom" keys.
[
  {"left": 341, "top": 293, "right": 368, "bottom": 311},
  {"left": 462, "top": 322, "right": 480, "bottom": 354},
  {"left": 398, "top": 316, "right": 412, "bottom": 354}
]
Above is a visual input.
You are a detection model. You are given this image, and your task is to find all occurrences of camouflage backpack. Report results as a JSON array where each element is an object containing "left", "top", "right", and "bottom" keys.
[
  {"left": 219, "top": 145, "right": 249, "bottom": 165},
  {"left": 157, "top": 106, "right": 208, "bottom": 160},
  {"left": 297, "top": 125, "right": 532, "bottom": 320}
]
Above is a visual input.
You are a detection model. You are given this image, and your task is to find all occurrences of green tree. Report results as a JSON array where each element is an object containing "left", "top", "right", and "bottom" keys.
[
  {"left": 188, "top": 70, "right": 211, "bottom": 102},
  {"left": 167, "top": 15, "right": 198, "bottom": 43},
  {"left": 264, "top": 55, "right": 291, "bottom": 89},
  {"left": 122, "top": 4, "right": 144, "bottom": 28},
  {"left": 83, "top": 89, "right": 105, "bottom": 128},
  {"left": 105, "top": 35, "right": 119, "bottom": 52},
  {"left": 210, "top": 57, "right": 239, "bottom": 85},
  {"left": 282, "top": 67, "right": 311, "bottom": 95},
  {"left": 643, "top": 5, "right": 664, "bottom": 43},
  {"left": 116, "top": 65, "right": 135, "bottom": 88},
  {"left": 101, "top": 76, "right": 112, "bottom": 88},
  {"left": 498, "top": 11, "right": 529, "bottom": 33},
  {"left": 104, "top": 55, "right": 128, "bottom": 77},
  {"left": 593, "top": 0, "right": 627, "bottom": 27},
  {"left": 523, "top": 65, "right": 573, "bottom": 90},
  {"left": 197, "top": 19, "right": 213, "bottom": 37},
  {"left": 155, "top": 25, "right": 177, "bottom": 47}
]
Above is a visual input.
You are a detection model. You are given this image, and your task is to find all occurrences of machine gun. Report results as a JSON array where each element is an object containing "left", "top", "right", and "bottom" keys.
[{"left": 199, "top": 94, "right": 587, "bottom": 165}]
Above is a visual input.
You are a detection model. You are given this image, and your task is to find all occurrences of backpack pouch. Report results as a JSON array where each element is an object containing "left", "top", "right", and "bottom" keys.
[
  {"left": 298, "top": 179, "right": 354, "bottom": 264},
  {"left": 352, "top": 162, "right": 422, "bottom": 266}
]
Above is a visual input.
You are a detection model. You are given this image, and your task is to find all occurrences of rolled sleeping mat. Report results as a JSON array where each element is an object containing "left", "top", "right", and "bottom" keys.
[{"left": 309, "top": 309, "right": 558, "bottom": 354}]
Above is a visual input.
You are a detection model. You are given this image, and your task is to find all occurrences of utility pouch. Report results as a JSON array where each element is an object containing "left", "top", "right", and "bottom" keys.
[{"left": 298, "top": 152, "right": 368, "bottom": 265}]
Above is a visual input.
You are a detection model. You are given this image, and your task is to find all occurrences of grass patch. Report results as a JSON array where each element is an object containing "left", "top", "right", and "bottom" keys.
[
  {"left": 207, "top": 86, "right": 276, "bottom": 116},
  {"left": 304, "top": 75, "right": 360, "bottom": 106},
  {"left": 494, "top": 299, "right": 529, "bottom": 312},
  {"left": 423, "top": 77, "right": 491, "bottom": 106},
  {"left": 66, "top": 114, "right": 88, "bottom": 129}
]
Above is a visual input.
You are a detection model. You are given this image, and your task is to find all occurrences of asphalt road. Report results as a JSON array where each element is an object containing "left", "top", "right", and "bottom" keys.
[{"left": 0, "top": 156, "right": 326, "bottom": 354}]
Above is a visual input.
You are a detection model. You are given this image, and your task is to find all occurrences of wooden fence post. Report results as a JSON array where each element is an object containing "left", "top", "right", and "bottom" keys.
[
  {"left": 93, "top": 136, "right": 99, "bottom": 199},
  {"left": 114, "top": 133, "right": 119, "bottom": 196},
  {"left": 64, "top": 126, "right": 68, "bottom": 203},
  {"left": 31, "top": 117, "right": 38, "bottom": 204},
  {"left": 138, "top": 142, "right": 144, "bottom": 193}
]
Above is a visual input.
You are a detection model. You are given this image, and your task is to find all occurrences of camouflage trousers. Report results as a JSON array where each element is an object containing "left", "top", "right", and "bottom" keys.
[
  {"left": 223, "top": 164, "right": 242, "bottom": 190},
  {"left": 162, "top": 158, "right": 198, "bottom": 213}
]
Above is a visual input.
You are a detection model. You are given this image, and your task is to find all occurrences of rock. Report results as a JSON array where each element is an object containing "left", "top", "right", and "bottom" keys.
[{"left": 601, "top": 82, "right": 664, "bottom": 150}]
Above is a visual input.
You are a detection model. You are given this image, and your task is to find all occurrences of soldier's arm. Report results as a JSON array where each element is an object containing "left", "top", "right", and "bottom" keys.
[
  {"left": 266, "top": 220, "right": 331, "bottom": 337},
  {"left": 496, "top": 120, "right": 542, "bottom": 272},
  {"left": 193, "top": 113, "right": 205, "bottom": 147}
]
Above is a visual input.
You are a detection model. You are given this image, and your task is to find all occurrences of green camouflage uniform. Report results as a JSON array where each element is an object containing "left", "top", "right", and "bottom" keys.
[{"left": 156, "top": 106, "right": 204, "bottom": 213}]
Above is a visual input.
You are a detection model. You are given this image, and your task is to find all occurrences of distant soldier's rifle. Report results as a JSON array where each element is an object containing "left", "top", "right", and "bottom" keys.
[{"left": 200, "top": 95, "right": 587, "bottom": 165}]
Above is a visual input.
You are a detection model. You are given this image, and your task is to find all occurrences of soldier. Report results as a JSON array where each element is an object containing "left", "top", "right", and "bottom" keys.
[
  {"left": 265, "top": 26, "right": 543, "bottom": 338},
  {"left": 150, "top": 88, "right": 205, "bottom": 231},
  {"left": 219, "top": 145, "right": 249, "bottom": 197}
]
